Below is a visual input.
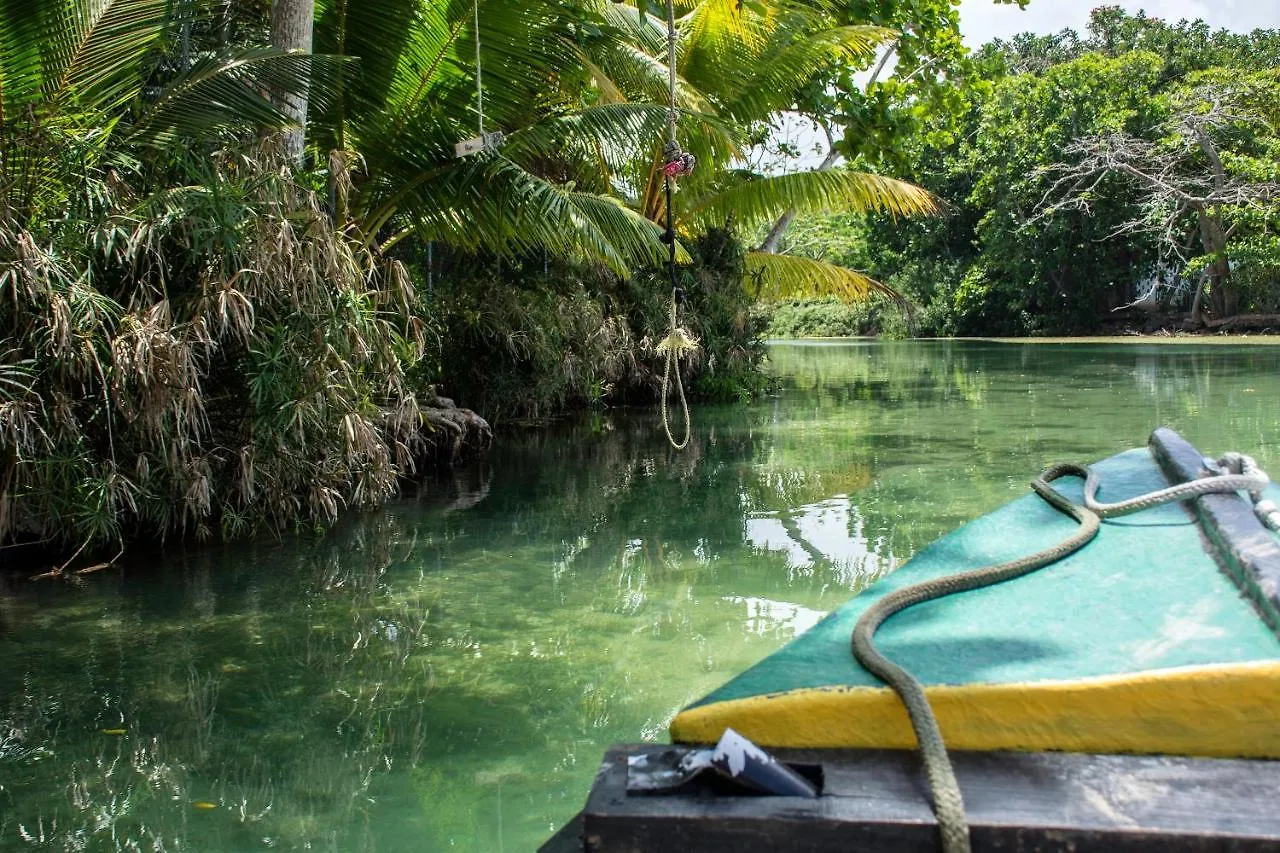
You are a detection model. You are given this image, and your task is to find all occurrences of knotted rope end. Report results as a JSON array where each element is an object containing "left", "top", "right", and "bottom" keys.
[{"left": 656, "top": 326, "right": 700, "bottom": 358}]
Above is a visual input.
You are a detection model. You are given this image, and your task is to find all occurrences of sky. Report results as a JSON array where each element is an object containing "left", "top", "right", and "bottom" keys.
[{"left": 958, "top": 0, "right": 1280, "bottom": 47}]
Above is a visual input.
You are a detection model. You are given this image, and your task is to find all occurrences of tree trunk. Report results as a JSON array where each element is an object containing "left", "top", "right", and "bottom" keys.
[
  {"left": 1189, "top": 271, "right": 1206, "bottom": 326},
  {"left": 271, "top": 0, "right": 315, "bottom": 165},
  {"left": 1195, "top": 206, "right": 1233, "bottom": 318},
  {"left": 1189, "top": 123, "right": 1237, "bottom": 317}
]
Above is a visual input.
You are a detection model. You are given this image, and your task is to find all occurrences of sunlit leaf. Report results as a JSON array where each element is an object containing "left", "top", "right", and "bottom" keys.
[{"left": 745, "top": 251, "right": 904, "bottom": 304}]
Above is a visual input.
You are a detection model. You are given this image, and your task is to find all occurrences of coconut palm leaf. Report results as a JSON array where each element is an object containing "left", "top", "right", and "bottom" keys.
[
  {"left": 745, "top": 252, "right": 903, "bottom": 303},
  {"left": 602, "top": 2, "right": 669, "bottom": 57},
  {"left": 376, "top": 154, "right": 676, "bottom": 275},
  {"left": 577, "top": 39, "right": 713, "bottom": 115},
  {"left": 720, "top": 25, "right": 891, "bottom": 119},
  {"left": 503, "top": 103, "right": 737, "bottom": 194},
  {"left": 129, "top": 49, "right": 353, "bottom": 147},
  {"left": 0, "top": 0, "right": 348, "bottom": 232},
  {"left": 319, "top": 0, "right": 582, "bottom": 149},
  {"left": 1, "top": 0, "right": 341, "bottom": 145},
  {"left": 0, "top": 0, "right": 48, "bottom": 118},
  {"left": 574, "top": 51, "right": 628, "bottom": 105},
  {"left": 686, "top": 0, "right": 771, "bottom": 57},
  {"left": 677, "top": 1, "right": 888, "bottom": 120},
  {"left": 683, "top": 169, "right": 937, "bottom": 232},
  {"left": 47, "top": 0, "right": 175, "bottom": 113},
  {"left": 547, "top": 186, "right": 676, "bottom": 271},
  {"left": 0, "top": 0, "right": 174, "bottom": 120},
  {"left": 503, "top": 103, "right": 674, "bottom": 174},
  {"left": 313, "top": 0, "right": 706, "bottom": 272}
]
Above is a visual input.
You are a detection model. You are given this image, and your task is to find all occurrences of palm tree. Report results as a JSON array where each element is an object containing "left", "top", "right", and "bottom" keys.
[
  {"left": 577, "top": 0, "right": 939, "bottom": 302},
  {"left": 307, "top": 0, "right": 934, "bottom": 294},
  {"left": 0, "top": 0, "right": 414, "bottom": 551},
  {"left": 311, "top": 0, "right": 680, "bottom": 275},
  {"left": 0, "top": 0, "right": 339, "bottom": 226},
  {"left": 271, "top": 0, "right": 318, "bottom": 162}
]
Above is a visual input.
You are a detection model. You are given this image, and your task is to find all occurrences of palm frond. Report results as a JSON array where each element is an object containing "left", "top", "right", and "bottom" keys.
[
  {"left": 684, "top": 169, "right": 937, "bottom": 232},
  {"left": 128, "top": 49, "right": 354, "bottom": 147},
  {"left": 573, "top": 50, "right": 628, "bottom": 105},
  {"left": 745, "top": 252, "right": 903, "bottom": 303},
  {"left": 323, "top": 0, "right": 591, "bottom": 176},
  {"left": 686, "top": 0, "right": 771, "bottom": 56},
  {"left": 50, "top": 0, "right": 174, "bottom": 113},
  {"left": 602, "top": 2, "right": 668, "bottom": 57},
  {"left": 504, "top": 103, "right": 672, "bottom": 170},
  {"left": 550, "top": 188, "right": 674, "bottom": 272},
  {"left": 722, "top": 25, "right": 892, "bottom": 119},
  {"left": 578, "top": 39, "right": 713, "bottom": 115},
  {"left": 504, "top": 103, "right": 737, "bottom": 192},
  {"left": 0, "top": 0, "right": 49, "bottom": 118},
  {"left": 379, "top": 155, "right": 674, "bottom": 275}
]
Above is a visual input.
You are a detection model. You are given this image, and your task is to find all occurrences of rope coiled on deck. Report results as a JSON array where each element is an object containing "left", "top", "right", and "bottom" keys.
[{"left": 852, "top": 454, "right": 1275, "bottom": 853}]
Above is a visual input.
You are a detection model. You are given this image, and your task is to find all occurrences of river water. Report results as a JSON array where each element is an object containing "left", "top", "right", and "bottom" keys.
[{"left": 2, "top": 340, "right": 1278, "bottom": 852}]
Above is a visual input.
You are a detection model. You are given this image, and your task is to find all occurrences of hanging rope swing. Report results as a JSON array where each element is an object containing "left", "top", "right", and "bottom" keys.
[
  {"left": 656, "top": 0, "right": 698, "bottom": 450},
  {"left": 455, "top": 0, "right": 504, "bottom": 158}
]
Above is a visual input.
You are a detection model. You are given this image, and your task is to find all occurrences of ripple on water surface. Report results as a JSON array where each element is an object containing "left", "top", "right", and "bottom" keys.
[{"left": 1, "top": 340, "right": 1278, "bottom": 852}]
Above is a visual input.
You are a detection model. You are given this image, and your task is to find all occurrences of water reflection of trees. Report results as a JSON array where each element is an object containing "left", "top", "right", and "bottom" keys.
[
  {"left": 5, "top": 341, "right": 1277, "bottom": 852},
  {"left": 491, "top": 412, "right": 885, "bottom": 592},
  {"left": 0, "top": 550, "right": 435, "bottom": 851},
  {"left": 767, "top": 341, "right": 994, "bottom": 408},
  {"left": 0, "top": 410, "right": 874, "bottom": 853}
]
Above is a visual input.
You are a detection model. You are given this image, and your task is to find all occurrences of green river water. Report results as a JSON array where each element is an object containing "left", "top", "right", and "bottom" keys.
[{"left": 2, "top": 340, "right": 1279, "bottom": 852}]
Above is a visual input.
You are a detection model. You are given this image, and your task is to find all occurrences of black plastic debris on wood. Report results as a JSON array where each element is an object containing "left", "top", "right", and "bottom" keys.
[
  {"left": 541, "top": 745, "right": 1280, "bottom": 853},
  {"left": 626, "top": 728, "right": 821, "bottom": 798}
]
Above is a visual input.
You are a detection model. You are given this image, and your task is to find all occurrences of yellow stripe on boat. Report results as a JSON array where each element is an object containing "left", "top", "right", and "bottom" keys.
[{"left": 671, "top": 660, "right": 1280, "bottom": 758}]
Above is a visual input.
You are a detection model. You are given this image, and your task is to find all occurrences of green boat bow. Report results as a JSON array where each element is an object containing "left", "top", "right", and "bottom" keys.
[{"left": 670, "top": 429, "right": 1280, "bottom": 759}]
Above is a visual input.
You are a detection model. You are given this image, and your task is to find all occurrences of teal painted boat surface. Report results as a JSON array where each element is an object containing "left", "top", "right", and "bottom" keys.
[{"left": 694, "top": 444, "right": 1280, "bottom": 708}]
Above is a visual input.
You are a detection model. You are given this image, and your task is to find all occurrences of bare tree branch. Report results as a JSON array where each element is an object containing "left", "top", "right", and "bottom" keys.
[{"left": 1030, "top": 82, "right": 1280, "bottom": 321}]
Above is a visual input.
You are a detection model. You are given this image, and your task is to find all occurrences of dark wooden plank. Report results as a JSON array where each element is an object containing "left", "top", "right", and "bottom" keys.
[
  {"left": 1150, "top": 426, "right": 1280, "bottom": 634},
  {"left": 539, "top": 812, "right": 584, "bottom": 853},
  {"left": 582, "top": 745, "right": 1280, "bottom": 852}
]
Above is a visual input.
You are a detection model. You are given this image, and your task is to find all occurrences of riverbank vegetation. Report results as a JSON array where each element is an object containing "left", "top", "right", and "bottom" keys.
[
  {"left": 5, "top": 2, "right": 1275, "bottom": 558},
  {"left": 764, "top": 8, "right": 1280, "bottom": 337},
  {"left": 0, "top": 0, "right": 938, "bottom": 555}
]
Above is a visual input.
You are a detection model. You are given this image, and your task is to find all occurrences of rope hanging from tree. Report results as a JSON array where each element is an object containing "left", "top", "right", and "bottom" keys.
[
  {"left": 657, "top": 0, "right": 697, "bottom": 450},
  {"left": 455, "top": 0, "right": 503, "bottom": 158}
]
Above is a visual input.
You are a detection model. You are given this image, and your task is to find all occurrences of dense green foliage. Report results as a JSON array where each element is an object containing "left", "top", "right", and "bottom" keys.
[
  {"left": 0, "top": 0, "right": 941, "bottom": 555},
  {"left": 763, "top": 298, "right": 875, "bottom": 338},
  {"left": 0, "top": 1, "right": 418, "bottom": 551},
  {"left": 784, "top": 8, "right": 1280, "bottom": 336},
  {"left": 424, "top": 232, "right": 767, "bottom": 423}
]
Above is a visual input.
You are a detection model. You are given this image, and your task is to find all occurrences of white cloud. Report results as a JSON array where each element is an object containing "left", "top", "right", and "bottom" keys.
[{"left": 958, "top": 0, "right": 1280, "bottom": 48}]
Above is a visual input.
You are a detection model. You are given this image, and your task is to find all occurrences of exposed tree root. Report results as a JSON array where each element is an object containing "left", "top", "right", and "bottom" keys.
[{"left": 417, "top": 395, "right": 493, "bottom": 469}]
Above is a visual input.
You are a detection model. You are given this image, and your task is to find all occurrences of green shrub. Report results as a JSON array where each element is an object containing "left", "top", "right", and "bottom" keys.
[
  {"left": 761, "top": 298, "right": 875, "bottom": 338},
  {"left": 758, "top": 295, "right": 924, "bottom": 339},
  {"left": 422, "top": 230, "right": 768, "bottom": 425},
  {"left": 1, "top": 152, "right": 427, "bottom": 552}
]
